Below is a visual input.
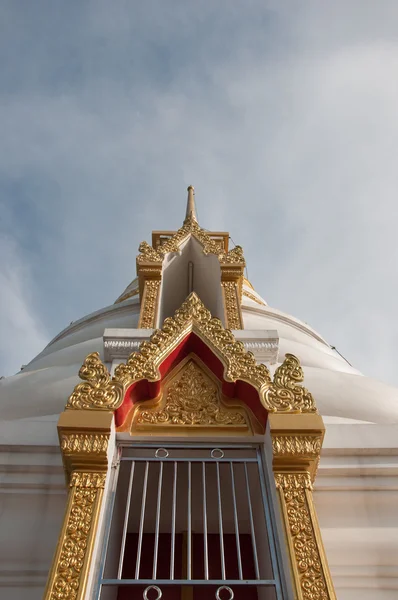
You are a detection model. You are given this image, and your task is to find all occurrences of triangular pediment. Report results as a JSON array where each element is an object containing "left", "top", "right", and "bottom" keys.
[{"left": 132, "top": 357, "right": 250, "bottom": 432}]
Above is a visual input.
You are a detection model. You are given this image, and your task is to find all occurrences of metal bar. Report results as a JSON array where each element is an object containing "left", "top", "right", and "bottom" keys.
[
  {"left": 216, "top": 461, "right": 226, "bottom": 580},
  {"left": 170, "top": 461, "right": 177, "bottom": 580},
  {"left": 101, "top": 579, "right": 277, "bottom": 586},
  {"left": 121, "top": 457, "right": 258, "bottom": 463},
  {"left": 230, "top": 462, "right": 243, "bottom": 580},
  {"left": 202, "top": 462, "right": 209, "bottom": 580},
  {"left": 187, "top": 461, "right": 192, "bottom": 580},
  {"left": 117, "top": 461, "right": 135, "bottom": 579},
  {"left": 244, "top": 462, "right": 260, "bottom": 579},
  {"left": 119, "top": 442, "right": 258, "bottom": 449},
  {"left": 94, "top": 451, "right": 121, "bottom": 600},
  {"left": 256, "top": 449, "right": 284, "bottom": 600},
  {"left": 135, "top": 461, "right": 149, "bottom": 579},
  {"left": 152, "top": 461, "right": 163, "bottom": 579}
]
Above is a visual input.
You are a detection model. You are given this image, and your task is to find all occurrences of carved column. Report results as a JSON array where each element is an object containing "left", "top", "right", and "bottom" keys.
[
  {"left": 220, "top": 264, "right": 244, "bottom": 330},
  {"left": 138, "top": 278, "right": 161, "bottom": 328},
  {"left": 270, "top": 414, "right": 336, "bottom": 600},
  {"left": 43, "top": 410, "right": 114, "bottom": 600}
]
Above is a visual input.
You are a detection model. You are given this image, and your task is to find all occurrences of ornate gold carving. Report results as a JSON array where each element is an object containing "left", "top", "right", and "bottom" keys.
[
  {"left": 60, "top": 434, "right": 109, "bottom": 455},
  {"left": 136, "top": 360, "right": 248, "bottom": 428},
  {"left": 70, "top": 471, "right": 107, "bottom": 488},
  {"left": 137, "top": 216, "right": 245, "bottom": 266},
  {"left": 137, "top": 241, "right": 163, "bottom": 264},
  {"left": 67, "top": 352, "right": 123, "bottom": 411},
  {"left": 265, "top": 354, "right": 317, "bottom": 413},
  {"left": 272, "top": 435, "right": 322, "bottom": 457},
  {"left": 67, "top": 294, "right": 316, "bottom": 414},
  {"left": 221, "top": 281, "right": 243, "bottom": 329},
  {"left": 114, "top": 292, "right": 272, "bottom": 393},
  {"left": 219, "top": 245, "right": 245, "bottom": 264},
  {"left": 44, "top": 471, "right": 105, "bottom": 600},
  {"left": 243, "top": 289, "right": 266, "bottom": 306},
  {"left": 275, "top": 472, "right": 335, "bottom": 600},
  {"left": 138, "top": 279, "right": 161, "bottom": 329}
]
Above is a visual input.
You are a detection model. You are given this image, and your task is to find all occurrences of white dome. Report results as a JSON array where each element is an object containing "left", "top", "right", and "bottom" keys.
[{"left": 1, "top": 278, "right": 398, "bottom": 425}]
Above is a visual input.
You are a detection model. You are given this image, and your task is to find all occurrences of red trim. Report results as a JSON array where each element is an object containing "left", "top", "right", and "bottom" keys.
[{"left": 115, "top": 332, "right": 268, "bottom": 428}]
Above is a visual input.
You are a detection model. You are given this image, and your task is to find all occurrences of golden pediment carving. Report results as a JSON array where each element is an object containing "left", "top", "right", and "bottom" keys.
[{"left": 134, "top": 359, "right": 249, "bottom": 430}]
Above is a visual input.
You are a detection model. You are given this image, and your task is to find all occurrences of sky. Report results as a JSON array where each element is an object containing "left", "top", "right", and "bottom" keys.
[{"left": 1, "top": 1, "right": 398, "bottom": 386}]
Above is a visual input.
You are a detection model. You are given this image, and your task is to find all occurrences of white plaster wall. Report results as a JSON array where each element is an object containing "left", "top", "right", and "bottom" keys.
[{"left": 0, "top": 419, "right": 65, "bottom": 600}]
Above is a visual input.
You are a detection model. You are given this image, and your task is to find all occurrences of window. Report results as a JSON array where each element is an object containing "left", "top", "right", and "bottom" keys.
[{"left": 95, "top": 444, "right": 286, "bottom": 600}]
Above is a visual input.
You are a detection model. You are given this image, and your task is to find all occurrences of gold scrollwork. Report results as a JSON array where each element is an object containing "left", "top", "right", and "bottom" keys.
[
  {"left": 266, "top": 354, "right": 316, "bottom": 413},
  {"left": 60, "top": 434, "right": 109, "bottom": 455},
  {"left": 114, "top": 292, "right": 271, "bottom": 391},
  {"left": 138, "top": 279, "right": 161, "bottom": 329},
  {"left": 136, "top": 360, "right": 248, "bottom": 428},
  {"left": 272, "top": 435, "right": 322, "bottom": 457},
  {"left": 275, "top": 472, "right": 335, "bottom": 600},
  {"left": 66, "top": 294, "right": 316, "bottom": 414},
  {"left": 137, "top": 215, "right": 245, "bottom": 266},
  {"left": 221, "top": 281, "right": 243, "bottom": 329},
  {"left": 44, "top": 471, "right": 105, "bottom": 600},
  {"left": 67, "top": 352, "right": 123, "bottom": 411}
]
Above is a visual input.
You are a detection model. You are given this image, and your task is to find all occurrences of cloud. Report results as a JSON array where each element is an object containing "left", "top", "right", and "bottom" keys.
[
  {"left": 1, "top": 1, "right": 398, "bottom": 385},
  {"left": 0, "top": 235, "right": 48, "bottom": 375}
]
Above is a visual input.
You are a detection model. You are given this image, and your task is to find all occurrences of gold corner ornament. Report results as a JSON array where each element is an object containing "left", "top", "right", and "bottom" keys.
[
  {"left": 43, "top": 470, "right": 106, "bottom": 600},
  {"left": 66, "top": 293, "right": 317, "bottom": 414},
  {"left": 67, "top": 352, "right": 123, "bottom": 410},
  {"left": 135, "top": 360, "right": 248, "bottom": 429},
  {"left": 265, "top": 354, "right": 316, "bottom": 413},
  {"left": 275, "top": 472, "right": 336, "bottom": 600}
]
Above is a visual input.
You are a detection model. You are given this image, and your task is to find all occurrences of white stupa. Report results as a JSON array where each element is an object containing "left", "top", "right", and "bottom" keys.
[{"left": 0, "top": 187, "right": 397, "bottom": 600}]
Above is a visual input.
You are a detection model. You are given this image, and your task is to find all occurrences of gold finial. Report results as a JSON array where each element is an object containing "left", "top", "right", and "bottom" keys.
[{"left": 185, "top": 185, "right": 197, "bottom": 222}]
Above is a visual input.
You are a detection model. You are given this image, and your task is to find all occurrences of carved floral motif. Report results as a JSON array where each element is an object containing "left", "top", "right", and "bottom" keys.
[
  {"left": 66, "top": 295, "right": 316, "bottom": 414},
  {"left": 136, "top": 360, "right": 247, "bottom": 427},
  {"left": 137, "top": 215, "right": 245, "bottom": 266},
  {"left": 60, "top": 434, "right": 109, "bottom": 455},
  {"left": 221, "top": 281, "right": 243, "bottom": 329},
  {"left": 275, "top": 473, "right": 331, "bottom": 600},
  {"left": 265, "top": 354, "right": 316, "bottom": 413},
  {"left": 139, "top": 279, "right": 161, "bottom": 328},
  {"left": 47, "top": 471, "right": 105, "bottom": 600},
  {"left": 67, "top": 352, "right": 123, "bottom": 411},
  {"left": 272, "top": 435, "right": 322, "bottom": 457},
  {"left": 114, "top": 292, "right": 271, "bottom": 391}
]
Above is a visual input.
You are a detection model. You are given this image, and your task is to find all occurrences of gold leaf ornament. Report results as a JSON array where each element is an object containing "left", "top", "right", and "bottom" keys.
[
  {"left": 265, "top": 354, "right": 317, "bottom": 413},
  {"left": 136, "top": 361, "right": 247, "bottom": 427},
  {"left": 67, "top": 352, "right": 123, "bottom": 410}
]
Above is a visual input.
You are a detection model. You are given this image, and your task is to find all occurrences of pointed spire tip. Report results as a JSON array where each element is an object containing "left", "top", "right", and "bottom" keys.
[{"left": 185, "top": 184, "right": 197, "bottom": 222}]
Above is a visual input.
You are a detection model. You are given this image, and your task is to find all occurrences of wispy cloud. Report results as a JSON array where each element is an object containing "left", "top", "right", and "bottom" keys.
[{"left": 1, "top": 1, "right": 398, "bottom": 385}]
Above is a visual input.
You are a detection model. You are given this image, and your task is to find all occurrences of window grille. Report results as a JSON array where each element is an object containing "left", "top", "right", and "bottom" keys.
[{"left": 96, "top": 445, "right": 285, "bottom": 600}]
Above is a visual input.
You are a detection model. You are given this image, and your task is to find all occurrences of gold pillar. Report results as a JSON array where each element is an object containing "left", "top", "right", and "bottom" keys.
[
  {"left": 138, "top": 277, "right": 161, "bottom": 328},
  {"left": 43, "top": 411, "right": 113, "bottom": 600},
  {"left": 269, "top": 414, "right": 336, "bottom": 600},
  {"left": 221, "top": 265, "right": 244, "bottom": 329}
]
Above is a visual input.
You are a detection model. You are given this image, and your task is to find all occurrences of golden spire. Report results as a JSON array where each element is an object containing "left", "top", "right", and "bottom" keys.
[{"left": 185, "top": 185, "right": 197, "bottom": 222}]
